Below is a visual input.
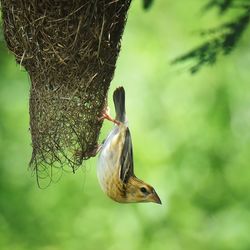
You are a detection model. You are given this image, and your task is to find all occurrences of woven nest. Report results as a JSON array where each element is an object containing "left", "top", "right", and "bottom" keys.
[{"left": 1, "top": 0, "right": 131, "bottom": 184}]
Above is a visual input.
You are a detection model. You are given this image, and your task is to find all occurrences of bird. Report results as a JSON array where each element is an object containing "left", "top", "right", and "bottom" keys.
[{"left": 97, "top": 86, "right": 161, "bottom": 204}]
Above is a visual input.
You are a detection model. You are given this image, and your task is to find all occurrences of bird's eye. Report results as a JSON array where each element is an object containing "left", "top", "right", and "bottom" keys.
[{"left": 140, "top": 187, "right": 148, "bottom": 194}]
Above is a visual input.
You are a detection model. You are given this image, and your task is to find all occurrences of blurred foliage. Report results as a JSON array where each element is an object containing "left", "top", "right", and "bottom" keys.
[
  {"left": 1, "top": 1, "right": 250, "bottom": 250},
  {"left": 173, "top": 0, "right": 250, "bottom": 73},
  {"left": 202, "top": 0, "right": 234, "bottom": 14},
  {"left": 142, "top": 0, "right": 154, "bottom": 10}
]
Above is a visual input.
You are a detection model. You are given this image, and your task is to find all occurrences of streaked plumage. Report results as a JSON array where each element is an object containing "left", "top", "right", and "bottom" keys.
[{"left": 97, "top": 87, "right": 161, "bottom": 204}]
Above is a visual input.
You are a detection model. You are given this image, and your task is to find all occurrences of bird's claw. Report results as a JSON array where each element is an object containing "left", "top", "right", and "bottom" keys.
[
  {"left": 74, "top": 144, "right": 103, "bottom": 159},
  {"left": 99, "top": 106, "right": 121, "bottom": 125}
]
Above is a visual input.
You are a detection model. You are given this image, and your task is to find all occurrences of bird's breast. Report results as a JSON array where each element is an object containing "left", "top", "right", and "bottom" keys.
[{"left": 97, "top": 125, "right": 127, "bottom": 201}]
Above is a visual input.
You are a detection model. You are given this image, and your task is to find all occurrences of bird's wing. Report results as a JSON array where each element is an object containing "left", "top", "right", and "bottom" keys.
[{"left": 120, "top": 128, "right": 134, "bottom": 183}]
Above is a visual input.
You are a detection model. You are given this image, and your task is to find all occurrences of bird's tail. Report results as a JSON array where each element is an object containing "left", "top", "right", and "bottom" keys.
[{"left": 113, "top": 86, "right": 126, "bottom": 123}]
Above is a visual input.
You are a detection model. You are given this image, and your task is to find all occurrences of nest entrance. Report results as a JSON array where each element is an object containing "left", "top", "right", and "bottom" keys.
[{"left": 1, "top": 0, "right": 131, "bottom": 183}]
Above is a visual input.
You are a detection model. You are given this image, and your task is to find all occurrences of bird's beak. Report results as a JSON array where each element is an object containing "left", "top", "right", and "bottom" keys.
[{"left": 150, "top": 189, "right": 162, "bottom": 204}]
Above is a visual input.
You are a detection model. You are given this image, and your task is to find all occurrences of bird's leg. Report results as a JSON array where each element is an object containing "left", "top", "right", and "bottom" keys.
[
  {"left": 74, "top": 144, "right": 103, "bottom": 159},
  {"left": 91, "top": 144, "right": 102, "bottom": 156},
  {"left": 99, "top": 106, "right": 121, "bottom": 125}
]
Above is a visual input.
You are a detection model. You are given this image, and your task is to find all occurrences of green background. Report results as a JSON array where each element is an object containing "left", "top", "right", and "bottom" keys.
[{"left": 1, "top": 1, "right": 250, "bottom": 249}]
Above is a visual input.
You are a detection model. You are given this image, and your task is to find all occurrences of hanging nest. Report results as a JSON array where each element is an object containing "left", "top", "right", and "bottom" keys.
[{"left": 1, "top": 0, "right": 131, "bottom": 184}]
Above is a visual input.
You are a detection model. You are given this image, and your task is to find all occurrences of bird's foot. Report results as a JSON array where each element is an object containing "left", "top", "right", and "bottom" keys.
[
  {"left": 74, "top": 144, "right": 103, "bottom": 159},
  {"left": 99, "top": 106, "right": 121, "bottom": 125}
]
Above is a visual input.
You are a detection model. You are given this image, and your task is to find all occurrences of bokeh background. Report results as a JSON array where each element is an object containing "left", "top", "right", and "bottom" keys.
[{"left": 1, "top": 1, "right": 250, "bottom": 249}]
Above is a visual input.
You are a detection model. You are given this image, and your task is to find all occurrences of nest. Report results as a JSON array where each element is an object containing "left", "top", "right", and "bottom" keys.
[{"left": 1, "top": 0, "right": 131, "bottom": 183}]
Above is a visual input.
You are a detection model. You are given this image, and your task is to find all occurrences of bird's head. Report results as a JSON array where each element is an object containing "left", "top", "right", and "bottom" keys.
[{"left": 125, "top": 177, "right": 162, "bottom": 204}]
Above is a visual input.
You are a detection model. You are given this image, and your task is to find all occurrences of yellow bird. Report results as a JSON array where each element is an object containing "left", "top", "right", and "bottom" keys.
[{"left": 97, "top": 87, "right": 161, "bottom": 204}]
